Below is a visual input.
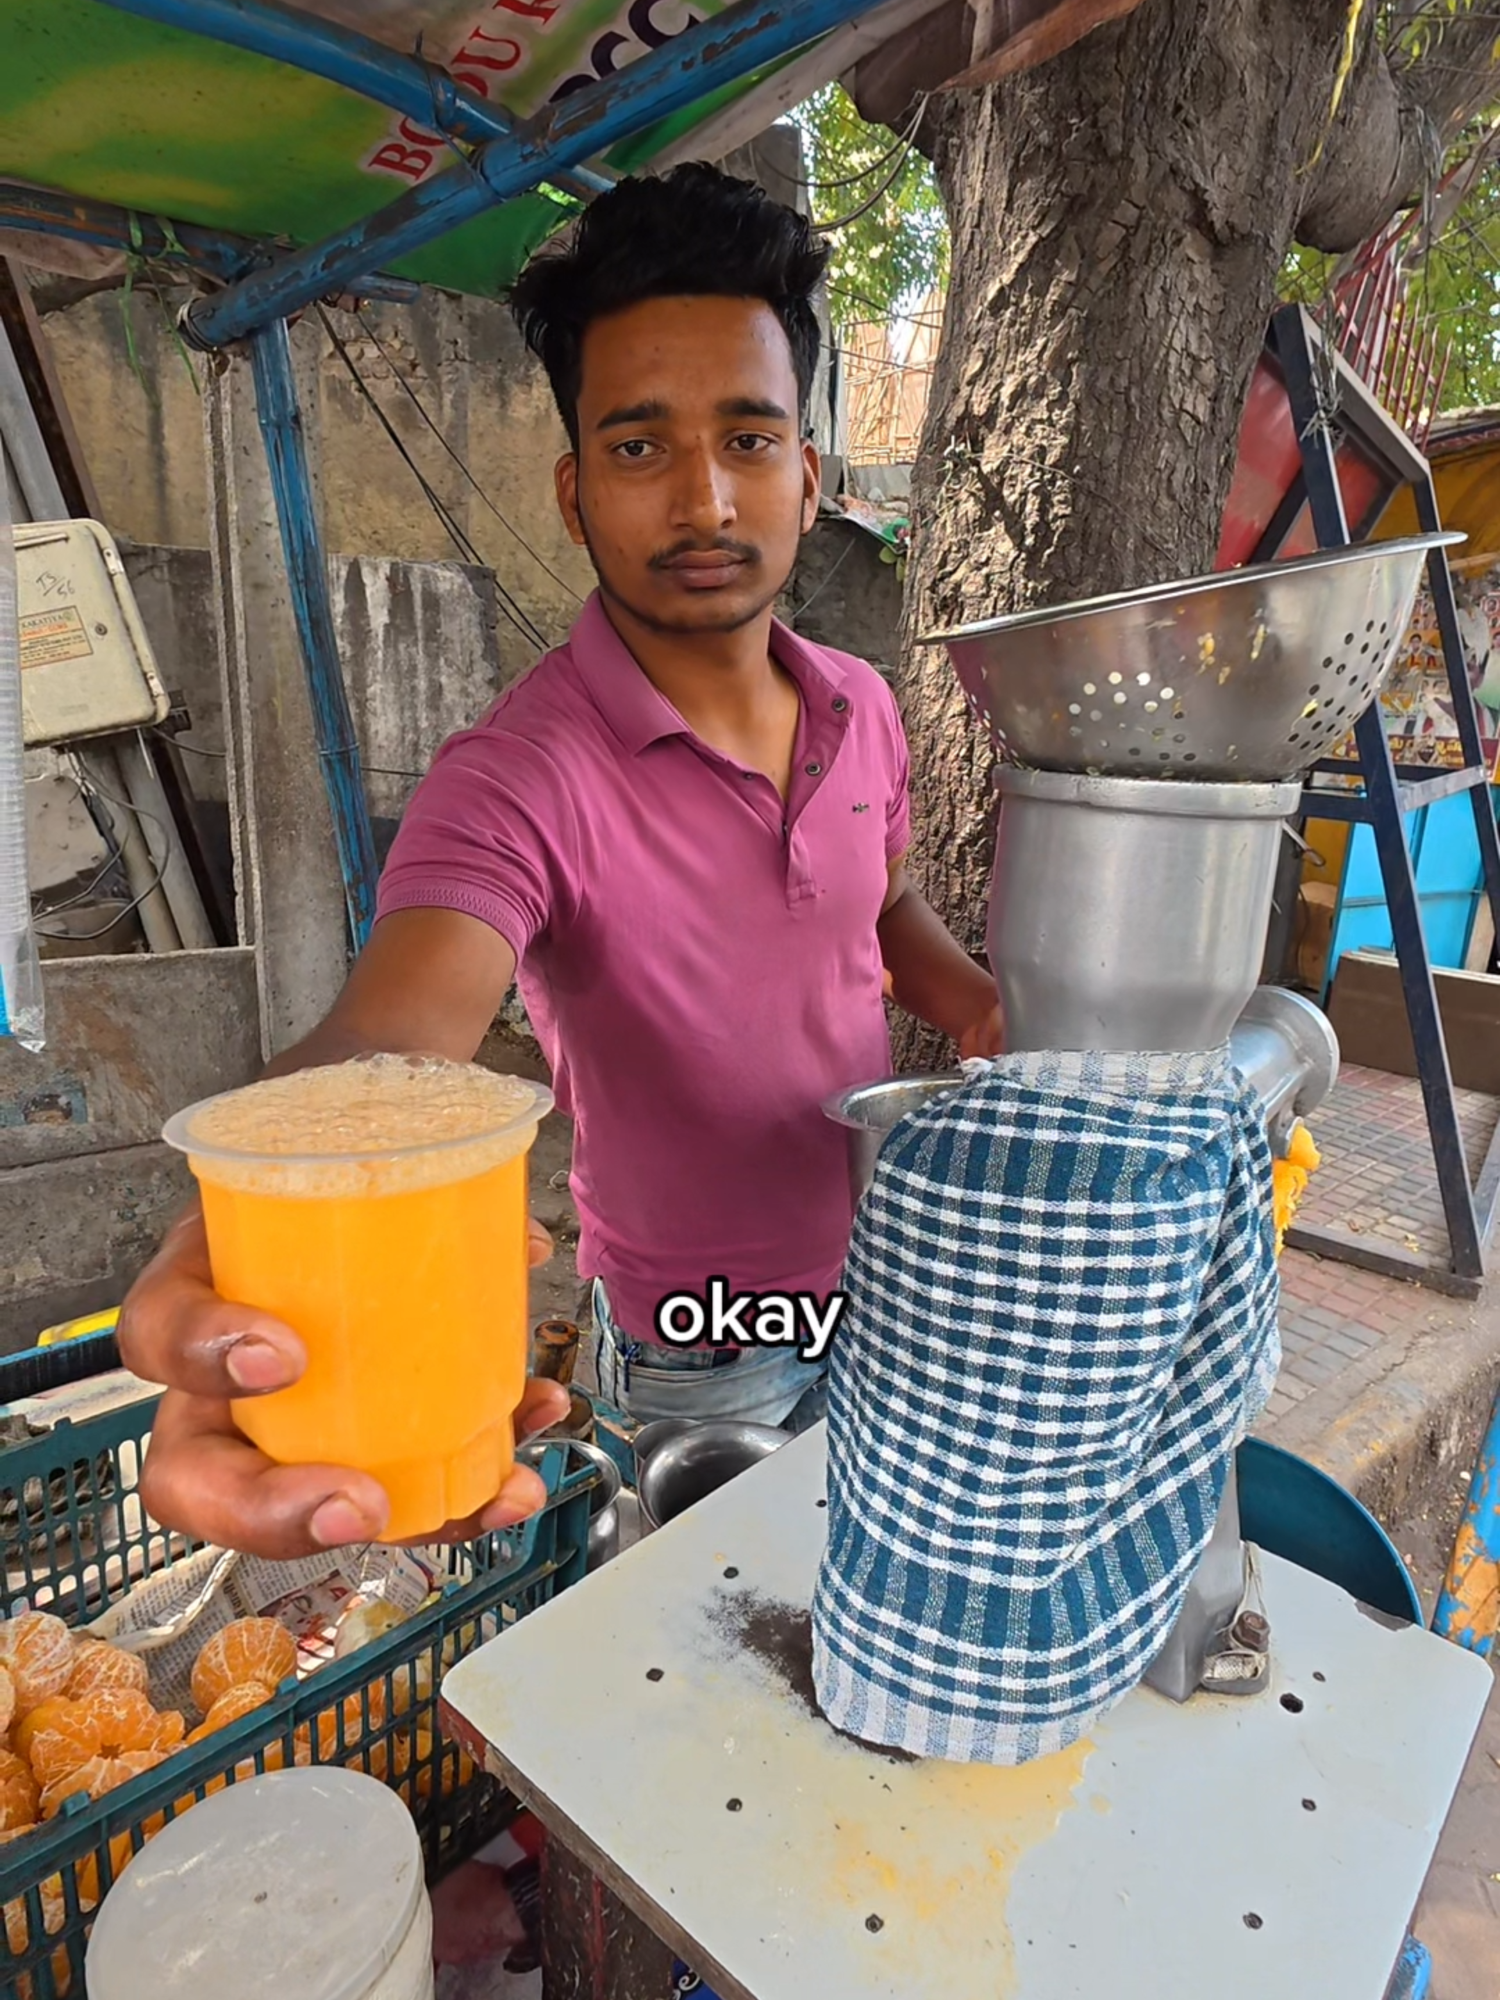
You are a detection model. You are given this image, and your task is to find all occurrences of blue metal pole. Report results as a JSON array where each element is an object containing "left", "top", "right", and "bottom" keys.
[
  {"left": 98, "top": 0, "right": 612, "bottom": 200},
  {"left": 182, "top": 0, "right": 871, "bottom": 348},
  {"left": 248, "top": 318, "right": 379, "bottom": 950},
  {"left": 1433, "top": 1383, "right": 1500, "bottom": 1654},
  {"left": 0, "top": 181, "right": 420, "bottom": 303}
]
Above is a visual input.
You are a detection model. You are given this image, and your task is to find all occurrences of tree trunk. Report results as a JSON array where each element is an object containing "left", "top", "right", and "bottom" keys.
[{"left": 890, "top": 0, "right": 1352, "bottom": 1069}]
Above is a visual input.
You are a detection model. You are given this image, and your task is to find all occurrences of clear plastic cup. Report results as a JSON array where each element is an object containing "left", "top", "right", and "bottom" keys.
[{"left": 163, "top": 1054, "right": 553, "bottom": 1542}]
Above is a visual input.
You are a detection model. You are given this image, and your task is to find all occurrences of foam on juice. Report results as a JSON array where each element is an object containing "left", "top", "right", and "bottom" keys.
[{"left": 176, "top": 1055, "right": 547, "bottom": 1198}]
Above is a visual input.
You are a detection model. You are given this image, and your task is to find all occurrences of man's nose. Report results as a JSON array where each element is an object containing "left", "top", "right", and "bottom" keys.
[{"left": 670, "top": 444, "right": 735, "bottom": 533}]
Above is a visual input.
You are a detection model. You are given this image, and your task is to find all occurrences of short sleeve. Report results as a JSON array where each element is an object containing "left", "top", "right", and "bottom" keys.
[
  {"left": 881, "top": 681, "right": 912, "bottom": 863},
  {"left": 375, "top": 726, "right": 578, "bottom": 962}
]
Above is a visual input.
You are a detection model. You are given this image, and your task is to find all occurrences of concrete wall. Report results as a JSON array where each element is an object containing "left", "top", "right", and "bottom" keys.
[
  {"left": 35, "top": 284, "right": 594, "bottom": 661},
  {"left": 0, "top": 950, "right": 261, "bottom": 1350},
  {"left": 116, "top": 542, "right": 510, "bottom": 824},
  {"left": 785, "top": 515, "right": 903, "bottom": 676}
]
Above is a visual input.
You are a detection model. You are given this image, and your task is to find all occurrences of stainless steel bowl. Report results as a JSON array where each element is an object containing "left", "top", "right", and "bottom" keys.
[
  {"left": 823, "top": 1073, "right": 965, "bottom": 1205},
  {"left": 924, "top": 533, "right": 1463, "bottom": 781},
  {"left": 518, "top": 1434, "right": 623, "bottom": 1569},
  {"left": 636, "top": 1421, "right": 787, "bottom": 1533}
]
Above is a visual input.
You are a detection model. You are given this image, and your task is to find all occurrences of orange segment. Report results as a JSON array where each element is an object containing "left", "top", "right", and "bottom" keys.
[
  {"left": 40, "top": 1748, "right": 167, "bottom": 1819},
  {"left": 85, "top": 1689, "right": 184, "bottom": 1759},
  {"left": 14, "top": 1696, "right": 82, "bottom": 1774},
  {"left": 190, "top": 1619, "right": 297, "bottom": 1716},
  {"left": 0, "top": 1748, "right": 39, "bottom": 1831},
  {"left": 25, "top": 1690, "right": 183, "bottom": 1794},
  {"left": 0, "top": 1614, "right": 76, "bottom": 1718},
  {"left": 66, "top": 1643, "right": 150, "bottom": 1703},
  {"left": 0, "top": 1664, "right": 14, "bottom": 1738},
  {"left": 186, "top": 1682, "right": 272, "bottom": 1745}
]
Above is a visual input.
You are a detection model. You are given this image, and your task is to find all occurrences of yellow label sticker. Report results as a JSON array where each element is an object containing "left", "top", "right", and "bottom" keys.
[{"left": 20, "top": 605, "right": 94, "bottom": 671}]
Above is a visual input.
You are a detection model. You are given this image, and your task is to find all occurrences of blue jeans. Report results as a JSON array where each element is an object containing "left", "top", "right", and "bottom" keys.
[{"left": 591, "top": 1278, "right": 827, "bottom": 1433}]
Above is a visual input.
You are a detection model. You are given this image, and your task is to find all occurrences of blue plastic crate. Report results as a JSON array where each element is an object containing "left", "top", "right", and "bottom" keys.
[{"left": 0, "top": 1391, "right": 598, "bottom": 1997}]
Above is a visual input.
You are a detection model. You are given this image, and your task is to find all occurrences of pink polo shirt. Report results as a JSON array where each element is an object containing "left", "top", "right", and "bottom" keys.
[{"left": 375, "top": 592, "right": 910, "bottom": 1344}]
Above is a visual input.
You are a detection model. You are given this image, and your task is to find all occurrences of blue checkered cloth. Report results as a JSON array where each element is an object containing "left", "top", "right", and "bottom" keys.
[{"left": 810, "top": 1046, "right": 1280, "bottom": 1765}]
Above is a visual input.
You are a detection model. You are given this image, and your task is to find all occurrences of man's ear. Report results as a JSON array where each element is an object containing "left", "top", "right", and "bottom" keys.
[
  {"left": 555, "top": 454, "right": 586, "bottom": 547},
  {"left": 800, "top": 439, "right": 821, "bottom": 535}
]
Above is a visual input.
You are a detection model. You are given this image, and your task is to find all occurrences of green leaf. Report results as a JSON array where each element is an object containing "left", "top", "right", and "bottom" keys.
[{"left": 790, "top": 84, "right": 949, "bottom": 326}]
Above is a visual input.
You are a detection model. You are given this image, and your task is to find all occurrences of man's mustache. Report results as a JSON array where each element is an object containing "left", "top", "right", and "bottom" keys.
[{"left": 648, "top": 538, "right": 761, "bottom": 570}]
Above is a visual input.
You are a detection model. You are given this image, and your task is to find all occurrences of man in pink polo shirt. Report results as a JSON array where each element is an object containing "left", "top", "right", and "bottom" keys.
[{"left": 118, "top": 164, "right": 999, "bottom": 1560}]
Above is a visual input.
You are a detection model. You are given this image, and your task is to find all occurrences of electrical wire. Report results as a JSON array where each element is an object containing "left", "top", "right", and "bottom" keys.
[
  {"left": 350, "top": 312, "right": 585, "bottom": 607},
  {"left": 787, "top": 537, "right": 856, "bottom": 629},
  {"left": 30, "top": 830, "right": 127, "bottom": 921},
  {"left": 318, "top": 307, "right": 557, "bottom": 651},
  {"left": 816, "top": 136, "right": 926, "bottom": 236},
  {"left": 152, "top": 729, "right": 225, "bottom": 760},
  {"left": 792, "top": 91, "right": 931, "bottom": 197},
  {"left": 27, "top": 765, "right": 127, "bottom": 921},
  {"left": 317, "top": 307, "right": 552, "bottom": 654},
  {"left": 31, "top": 758, "right": 176, "bottom": 941}
]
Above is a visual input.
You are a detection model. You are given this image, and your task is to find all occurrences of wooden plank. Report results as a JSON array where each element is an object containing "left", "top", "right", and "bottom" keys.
[
  {"left": 1328, "top": 948, "right": 1500, "bottom": 1094},
  {"left": 539, "top": 1836, "right": 676, "bottom": 2000}
]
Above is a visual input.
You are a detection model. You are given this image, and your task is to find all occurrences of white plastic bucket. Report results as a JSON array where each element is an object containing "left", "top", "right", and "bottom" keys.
[{"left": 86, "top": 1766, "right": 433, "bottom": 2000}]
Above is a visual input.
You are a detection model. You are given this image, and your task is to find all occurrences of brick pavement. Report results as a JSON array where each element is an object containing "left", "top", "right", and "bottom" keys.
[
  {"left": 1292, "top": 1062, "right": 1500, "bottom": 1268},
  {"left": 1260, "top": 1062, "right": 1500, "bottom": 1432},
  {"left": 1263, "top": 1245, "right": 1413, "bottom": 1425}
]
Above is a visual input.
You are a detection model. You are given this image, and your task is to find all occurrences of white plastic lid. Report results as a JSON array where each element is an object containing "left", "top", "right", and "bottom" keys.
[{"left": 86, "top": 1768, "right": 426, "bottom": 2000}]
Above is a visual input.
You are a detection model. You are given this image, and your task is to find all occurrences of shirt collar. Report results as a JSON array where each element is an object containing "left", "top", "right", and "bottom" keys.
[{"left": 567, "top": 590, "right": 851, "bottom": 758}]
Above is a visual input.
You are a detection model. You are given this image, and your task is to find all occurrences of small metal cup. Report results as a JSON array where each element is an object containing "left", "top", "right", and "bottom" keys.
[{"left": 635, "top": 1422, "right": 787, "bottom": 1534}]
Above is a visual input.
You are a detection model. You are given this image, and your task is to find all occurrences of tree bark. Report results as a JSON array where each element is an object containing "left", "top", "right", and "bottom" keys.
[{"left": 886, "top": 0, "right": 1362, "bottom": 1070}]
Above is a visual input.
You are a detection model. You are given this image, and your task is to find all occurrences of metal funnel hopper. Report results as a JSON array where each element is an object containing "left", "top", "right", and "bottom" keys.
[{"left": 924, "top": 533, "right": 1462, "bottom": 782}]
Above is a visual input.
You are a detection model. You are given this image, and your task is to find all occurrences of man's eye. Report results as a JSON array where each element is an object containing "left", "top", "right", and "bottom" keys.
[
  {"left": 613, "top": 438, "right": 656, "bottom": 460},
  {"left": 729, "top": 433, "right": 773, "bottom": 453}
]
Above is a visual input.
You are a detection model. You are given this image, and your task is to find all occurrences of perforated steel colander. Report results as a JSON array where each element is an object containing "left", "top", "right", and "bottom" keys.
[{"left": 924, "top": 533, "right": 1463, "bottom": 781}]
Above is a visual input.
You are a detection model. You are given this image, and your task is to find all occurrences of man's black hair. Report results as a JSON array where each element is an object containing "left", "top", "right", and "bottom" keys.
[{"left": 508, "top": 162, "right": 829, "bottom": 447}]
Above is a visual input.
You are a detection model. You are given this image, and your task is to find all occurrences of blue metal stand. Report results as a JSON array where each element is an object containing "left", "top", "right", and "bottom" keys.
[
  {"left": 1273, "top": 304, "right": 1500, "bottom": 1293},
  {"left": 248, "top": 317, "right": 380, "bottom": 949}
]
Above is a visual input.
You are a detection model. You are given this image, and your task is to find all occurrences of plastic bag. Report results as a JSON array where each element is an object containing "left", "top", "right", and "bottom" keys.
[{"left": 0, "top": 474, "right": 43, "bottom": 1050}]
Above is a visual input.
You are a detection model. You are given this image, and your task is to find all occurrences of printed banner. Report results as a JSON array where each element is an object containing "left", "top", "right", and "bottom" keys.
[{"left": 0, "top": 0, "right": 802, "bottom": 297}]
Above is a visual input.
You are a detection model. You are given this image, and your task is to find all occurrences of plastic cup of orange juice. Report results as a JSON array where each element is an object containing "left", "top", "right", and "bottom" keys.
[{"left": 163, "top": 1053, "right": 554, "bottom": 1543}]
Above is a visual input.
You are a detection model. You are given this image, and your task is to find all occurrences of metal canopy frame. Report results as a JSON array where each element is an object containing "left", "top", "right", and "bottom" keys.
[
  {"left": 4, "top": 0, "right": 874, "bottom": 952},
  {"left": 1270, "top": 303, "right": 1500, "bottom": 1294}
]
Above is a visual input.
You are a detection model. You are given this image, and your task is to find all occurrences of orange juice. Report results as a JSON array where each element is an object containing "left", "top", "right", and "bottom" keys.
[{"left": 163, "top": 1055, "right": 553, "bottom": 1542}]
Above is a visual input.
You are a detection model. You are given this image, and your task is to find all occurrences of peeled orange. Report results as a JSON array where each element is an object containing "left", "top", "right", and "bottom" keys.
[
  {"left": 0, "top": 1836, "right": 73, "bottom": 2000},
  {"left": 0, "top": 1748, "right": 39, "bottom": 1831},
  {"left": 27, "top": 1690, "right": 183, "bottom": 1818},
  {"left": 66, "top": 1643, "right": 149, "bottom": 1703},
  {"left": 0, "top": 1614, "right": 75, "bottom": 1718},
  {"left": 186, "top": 1682, "right": 272, "bottom": 1745},
  {"left": 40, "top": 1749, "right": 168, "bottom": 1820},
  {"left": 13, "top": 1696, "right": 77, "bottom": 1770},
  {"left": 191, "top": 1619, "right": 297, "bottom": 1715}
]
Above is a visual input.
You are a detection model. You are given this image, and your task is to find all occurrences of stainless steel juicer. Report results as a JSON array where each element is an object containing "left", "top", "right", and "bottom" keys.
[{"left": 830, "top": 532, "right": 1458, "bottom": 1702}]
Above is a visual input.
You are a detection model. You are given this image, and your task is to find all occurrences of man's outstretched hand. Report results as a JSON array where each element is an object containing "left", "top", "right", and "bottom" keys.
[{"left": 119, "top": 1207, "right": 565, "bottom": 1562}]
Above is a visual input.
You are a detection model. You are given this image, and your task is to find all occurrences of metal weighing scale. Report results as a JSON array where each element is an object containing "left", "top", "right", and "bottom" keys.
[
  {"left": 443, "top": 1426, "right": 1489, "bottom": 2000},
  {"left": 444, "top": 534, "right": 1492, "bottom": 1996}
]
